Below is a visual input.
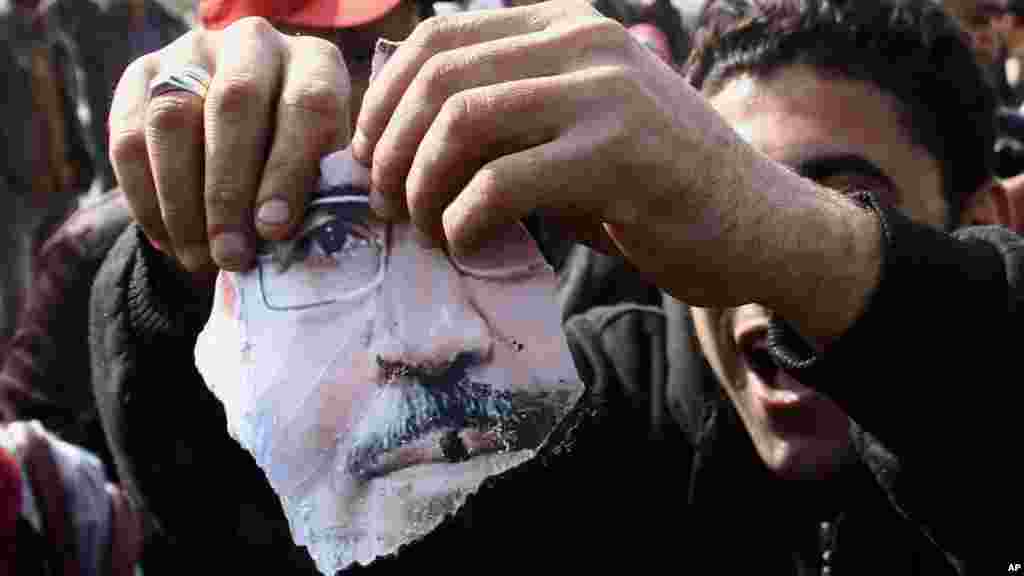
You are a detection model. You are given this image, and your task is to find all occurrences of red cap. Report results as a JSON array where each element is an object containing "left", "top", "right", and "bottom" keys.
[{"left": 199, "top": 0, "right": 404, "bottom": 30}]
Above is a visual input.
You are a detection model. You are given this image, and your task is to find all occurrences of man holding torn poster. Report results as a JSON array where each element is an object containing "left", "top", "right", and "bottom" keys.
[{"left": 93, "top": 0, "right": 1022, "bottom": 574}]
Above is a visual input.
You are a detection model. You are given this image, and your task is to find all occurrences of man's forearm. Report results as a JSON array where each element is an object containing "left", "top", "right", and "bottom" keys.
[
  {"left": 760, "top": 173, "right": 883, "bottom": 347},
  {"left": 647, "top": 152, "right": 884, "bottom": 347}
]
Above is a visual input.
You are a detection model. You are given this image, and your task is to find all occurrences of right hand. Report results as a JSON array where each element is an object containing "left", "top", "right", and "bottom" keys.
[{"left": 108, "top": 18, "right": 352, "bottom": 274}]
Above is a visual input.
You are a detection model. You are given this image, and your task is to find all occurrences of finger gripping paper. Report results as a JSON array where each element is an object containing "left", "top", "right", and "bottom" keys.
[{"left": 194, "top": 39, "right": 584, "bottom": 575}]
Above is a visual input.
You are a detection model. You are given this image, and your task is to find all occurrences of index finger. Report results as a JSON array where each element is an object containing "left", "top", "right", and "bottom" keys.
[{"left": 351, "top": 0, "right": 599, "bottom": 169}]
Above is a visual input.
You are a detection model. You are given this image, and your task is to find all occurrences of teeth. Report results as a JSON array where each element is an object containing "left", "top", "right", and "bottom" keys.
[{"left": 772, "top": 388, "right": 801, "bottom": 404}]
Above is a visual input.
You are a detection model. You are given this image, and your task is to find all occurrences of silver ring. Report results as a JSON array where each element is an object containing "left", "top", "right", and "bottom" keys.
[{"left": 149, "top": 64, "right": 212, "bottom": 100}]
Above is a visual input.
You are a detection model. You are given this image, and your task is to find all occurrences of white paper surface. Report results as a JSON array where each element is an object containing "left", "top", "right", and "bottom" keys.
[{"left": 195, "top": 142, "right": 583, "bottom": 573}]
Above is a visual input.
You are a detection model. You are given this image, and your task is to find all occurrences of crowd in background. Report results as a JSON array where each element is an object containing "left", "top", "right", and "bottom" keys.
[{"left": 2, "top": 0, "right": 1023, "bottom": 573}]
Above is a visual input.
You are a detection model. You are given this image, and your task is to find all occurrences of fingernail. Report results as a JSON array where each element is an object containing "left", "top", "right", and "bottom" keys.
[
  {"left": 211, "top": 232, "right": 249, "bottom": 268},
  {"left": 257, "top": 199, "right": 291, "bottom": 226}
]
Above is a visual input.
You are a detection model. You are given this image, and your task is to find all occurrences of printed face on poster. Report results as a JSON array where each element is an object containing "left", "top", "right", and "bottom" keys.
[{"left": 195, "top": 146, "right": 583, "bottom": 573}]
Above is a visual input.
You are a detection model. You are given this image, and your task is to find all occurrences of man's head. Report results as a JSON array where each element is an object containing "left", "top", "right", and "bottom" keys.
[{"left": 683, "top": 0, "right": 1010, "bottom": 482}]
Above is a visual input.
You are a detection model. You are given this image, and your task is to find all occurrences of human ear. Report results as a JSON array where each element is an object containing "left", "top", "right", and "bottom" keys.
[{"left": 960, "top": 177, "right": 1024, "bottom": 232}]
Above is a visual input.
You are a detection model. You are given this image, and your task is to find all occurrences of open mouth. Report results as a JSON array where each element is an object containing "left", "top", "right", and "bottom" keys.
[{"left": 737, "top": 325, "right": 823, "bottom": 435}]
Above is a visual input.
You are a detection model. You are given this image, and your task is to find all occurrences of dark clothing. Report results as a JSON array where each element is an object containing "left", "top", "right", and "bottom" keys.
[
  {"left": 0, "top": 190, "right": 132, "bottom": 475},
  {"left": 89, "top": 195, "right": 1022, "bottom": 573},
  {"left": 556, "top": 245, "right": 662, "bottom": 322}
]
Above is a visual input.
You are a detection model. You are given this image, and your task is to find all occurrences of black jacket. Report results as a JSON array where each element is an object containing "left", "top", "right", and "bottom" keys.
[{"left": 89, "top": 197, "right": 1023, "bottom": 574}]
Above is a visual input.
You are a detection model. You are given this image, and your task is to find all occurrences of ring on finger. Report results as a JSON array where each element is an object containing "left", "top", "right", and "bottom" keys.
[{"left": 148, "top": 64, "right": 212, "bottom": 101}]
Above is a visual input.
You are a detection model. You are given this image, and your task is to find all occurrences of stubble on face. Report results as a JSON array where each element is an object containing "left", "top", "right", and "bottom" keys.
[{"left": 691, "top": 64, "right": 948, "bottom": 482}]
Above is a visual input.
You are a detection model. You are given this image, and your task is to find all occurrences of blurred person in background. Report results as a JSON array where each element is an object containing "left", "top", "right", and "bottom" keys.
[
  {"left": 0, "top": 3, "right": 183, "bottom": 572},
  {"left": 940, "top": 0, "right": 1024, "bottom": 221},
  {"left": 56, "top": 0, "right": 189, "bottom": 196},
  {"left": 0, "top": 0, "right": 186, "bottom": 356},
  {"left": 0, "top": 190, "right": 132, "bottom": 469},
  {"left": 1, "top": 0, "right": 94, "bottom": 356},
  {"left": 944, "top": 0, "right": 1018, "bottom": 101},
  {"left": 983, "top": 0, "right": 1024, "bottom": 97},
  {"left": 0, "top": 419, "right": 142, "bottom": 575}
]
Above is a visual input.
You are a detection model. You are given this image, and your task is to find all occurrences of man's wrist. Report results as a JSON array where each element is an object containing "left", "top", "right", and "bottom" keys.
[{"left": 765, "top": 184, "right": 883, "bottom": 346}]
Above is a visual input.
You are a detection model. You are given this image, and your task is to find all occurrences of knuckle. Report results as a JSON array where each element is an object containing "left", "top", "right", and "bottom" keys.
[
  {"left": 146, "top": 93, "right": 203, "bottom": 133},
  {"left": 109, "top": 54, "right": 156, "bottom": 120},
  {"left": 410, "top": 14, "right": 460, "bottom": 51},
  {"left": 575, "top": 0, "right": 602, "bottom": 17},
  {"left": 416, "top": 53, "right": 462, "bottom": 103},
  {"left": 119, "top": 55, "right": 153, "bottom": 88},
  {"left": 290, "top": 34, "right": 345, "bottom": 68},
  {"left": 280, "top": 76, "right": 345, "bottom": 120},
  {"left": 549, "top": 0, "right": 602, "bottom": 19},
  {"left": 108, "top": 126, "right": 148, "bottom": 169},
  {"left": 566, "top": 16, "right": 630, "bottom": 48},
  {"left": 184, "top": 28, "right": 209, "bottom": 59},
  {"left": 436, "top": 92, "right": 477, "bottom": 142},
  {"left": 592, "top": 64, "right": 641, "bottom": 97},
  {"left": 280, "top": 85, "right": 346, "bottom": 151},
  {"left": 473, "top": 164, "right": 505, "bottom": 201},
  {"left": 226, "top": 16, "right": 278, "bottom": 40},
  {"left": 207, "top": 76, "right": 266, "bottom": 121}
]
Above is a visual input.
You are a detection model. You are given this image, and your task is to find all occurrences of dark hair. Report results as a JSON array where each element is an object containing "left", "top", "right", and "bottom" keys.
[
  {"left": 685, "top": 0, "right": 998, "bottom": 227},
  {"left": 416, "top": 0, "right": 436, "bottom": 20}
]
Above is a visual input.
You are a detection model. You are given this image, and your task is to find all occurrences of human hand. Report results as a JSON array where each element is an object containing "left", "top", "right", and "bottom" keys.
[
  {"left": 108, "top": 18, "right": 352, "bottom": 274},
  {"left": 352, "top": 0, "right": 788, "bottom": 308}
]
